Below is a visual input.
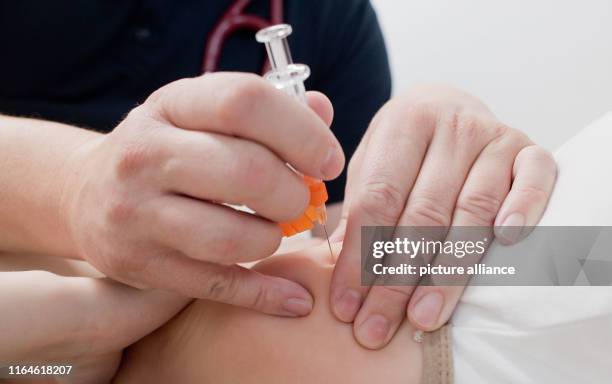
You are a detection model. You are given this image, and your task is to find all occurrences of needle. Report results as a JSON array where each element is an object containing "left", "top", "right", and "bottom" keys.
[{"left": 322, "top": 224, "right": 334, "bottom": 262}]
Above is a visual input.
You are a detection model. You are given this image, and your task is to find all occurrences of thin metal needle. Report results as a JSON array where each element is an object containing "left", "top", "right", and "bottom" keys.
[{"left": 322, "top": 224, "right": 334, "bottom": 262}]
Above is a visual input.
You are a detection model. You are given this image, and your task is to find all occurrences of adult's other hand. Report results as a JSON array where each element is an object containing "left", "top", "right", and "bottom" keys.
[{"left": 330, "top": 84, "right": 556, "bottom": 348}]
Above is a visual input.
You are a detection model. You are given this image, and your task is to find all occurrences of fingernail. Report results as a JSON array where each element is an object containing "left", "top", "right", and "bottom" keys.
[
  {"left": 321, "top": 145, "right": 342, "bottom": 179},
  {"left": 411, "top": 292, "right": 444, "bottom": 329},
  {"left": 357, "top": 314, "right": 391, "bottom": 349},
  {"left": 333, "top": 288, "right": 362, "bottom": 322},
  {"left": 282, "top": 297, "right": 313, "bottom": 317},
  {"left": 497, "top": 213, "right": 525, "bottom": 244}
]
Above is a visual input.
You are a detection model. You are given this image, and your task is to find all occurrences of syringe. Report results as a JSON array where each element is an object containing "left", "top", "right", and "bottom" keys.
[{"left": 256, "top": 24, "right": 331, "bottom": 242}]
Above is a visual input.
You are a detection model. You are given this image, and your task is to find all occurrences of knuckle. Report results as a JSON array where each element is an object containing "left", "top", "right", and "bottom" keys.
[
  {"left": 145, "top": 86, "right": 167, "bottom": 105},
  {"left": 117, "top": 104, "right": 161, "bottom": 135},
  {"left": 455, "top": 191, "right": 503, "bottom": 224},
  {"left": 449, "top": 111, "right": 484, "bottom": 141},
  {"left": 405, "top": 100, "right": 438, "bottom": 121},
  {"left": 105, "top": 194, "right": 136, "bottom": 225},
  {"left": 502, "top": 127, "right": 532, "bottom": 150},
  {"left": 146, "top": 89, "right": 164, "bottom": 105},
  {"left": 485, "top": 125, "right": 523, "bottom": 151},
  {"left": 145, "top": 78, "right": 191, "bottom": 120},
  {"left": 124, "top": 104, "right": 148, "bottom": 121},
  {"left": 446, "top": 112, "right": 521, "bottom": 148},
  {"left": 514, "top": 185, "right": 550, "bottom": 204},
  {"left": 114, "top": 138, "right": 158, "bottom": 179},
  {"left": 250, "top": 283, "right": 270, "bottom": 312},
  {"left": 215, "top": 74, "right": 268, "bottom": 126},
  {"left": 493, "top": 122, "right": 513, "bottom": 139},
  {"left": 158, "top": 155, "right": 181, "bottom": 182},
  {"left": 204, "top": 266, "right": 242, "bottom": 302},
  {"left": 378, "top": 285, "right": 413, "bottom": 301},
  {"left": 358, "top": 181, "right": 406, "bottom": 224},
  {"left": 150, "top": 78, "right": 190, "bottom": 104},
  {"left": 394, "top": 100, "right": 438, "bottom": 135},
  {"left": 405, "top": 196, "right": 451, "bottom": 227}
]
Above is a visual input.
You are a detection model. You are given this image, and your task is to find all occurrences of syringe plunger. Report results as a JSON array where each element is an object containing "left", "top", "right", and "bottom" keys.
[
  {"left": 256, "top": 24, "right": 310, "bottom": 103},
  {"left": 255, "top": 24, "right": 294, "bottom": 71}
]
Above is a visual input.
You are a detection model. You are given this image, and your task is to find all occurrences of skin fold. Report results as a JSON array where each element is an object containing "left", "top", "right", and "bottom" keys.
[{"left": 114, "top": 243, "right": 423, "bottom": 384}]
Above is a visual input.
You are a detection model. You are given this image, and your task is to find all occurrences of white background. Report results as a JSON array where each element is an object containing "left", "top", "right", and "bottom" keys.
[{"left": 370, "top": 0, "right": 612, "bottom": 150}]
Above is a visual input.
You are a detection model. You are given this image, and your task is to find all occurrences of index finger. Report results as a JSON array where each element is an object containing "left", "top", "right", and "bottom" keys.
[
  {"left": 148, "top": 73, "right": 345, "bottom": 181},
  {"left": 330, "top": 101, "right": 433, "bottom": 323}
]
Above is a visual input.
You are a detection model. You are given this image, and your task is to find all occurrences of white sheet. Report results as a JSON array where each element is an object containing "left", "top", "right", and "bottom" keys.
[{"left": 452, "top": 112, "right": 612, "bottom": 383}]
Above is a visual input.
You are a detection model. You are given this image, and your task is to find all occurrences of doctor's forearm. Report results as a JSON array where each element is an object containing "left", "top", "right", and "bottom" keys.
[{"left": 0, "top": 114, "right": 99, "bottom": 257}]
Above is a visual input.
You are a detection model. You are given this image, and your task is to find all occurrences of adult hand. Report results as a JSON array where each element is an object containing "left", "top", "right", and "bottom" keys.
[
  {"left": 330, "top": 84, "right": 556, "bottom": 348},
  {"left": 61, "top": 73, "right": 344, "bottom": 317},
  {"left": 0, "top": 270, "right": 190, "bottom": 383}
]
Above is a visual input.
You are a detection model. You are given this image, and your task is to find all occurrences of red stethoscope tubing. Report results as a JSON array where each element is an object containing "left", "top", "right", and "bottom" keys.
[{"left": 203, "top": 0, "right": 283, "bottom": 74}]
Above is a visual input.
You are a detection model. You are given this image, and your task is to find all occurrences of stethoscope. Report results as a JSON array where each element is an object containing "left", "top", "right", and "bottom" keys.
[{"left": 202, "top": 0, "right": 283, "bottom": 74}]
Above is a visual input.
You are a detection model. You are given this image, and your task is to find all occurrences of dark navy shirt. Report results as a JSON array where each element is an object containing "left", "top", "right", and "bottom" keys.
[{"left": 0, "top": 0, "right": 391, "bottom": 203}]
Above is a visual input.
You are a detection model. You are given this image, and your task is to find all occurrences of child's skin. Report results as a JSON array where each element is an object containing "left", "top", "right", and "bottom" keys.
[
  {"left": 0, "top": 253, "right": 190, "bottom": 383},
  {"left": 115, "top": 243, "right": 423, "bottom": 384}
]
